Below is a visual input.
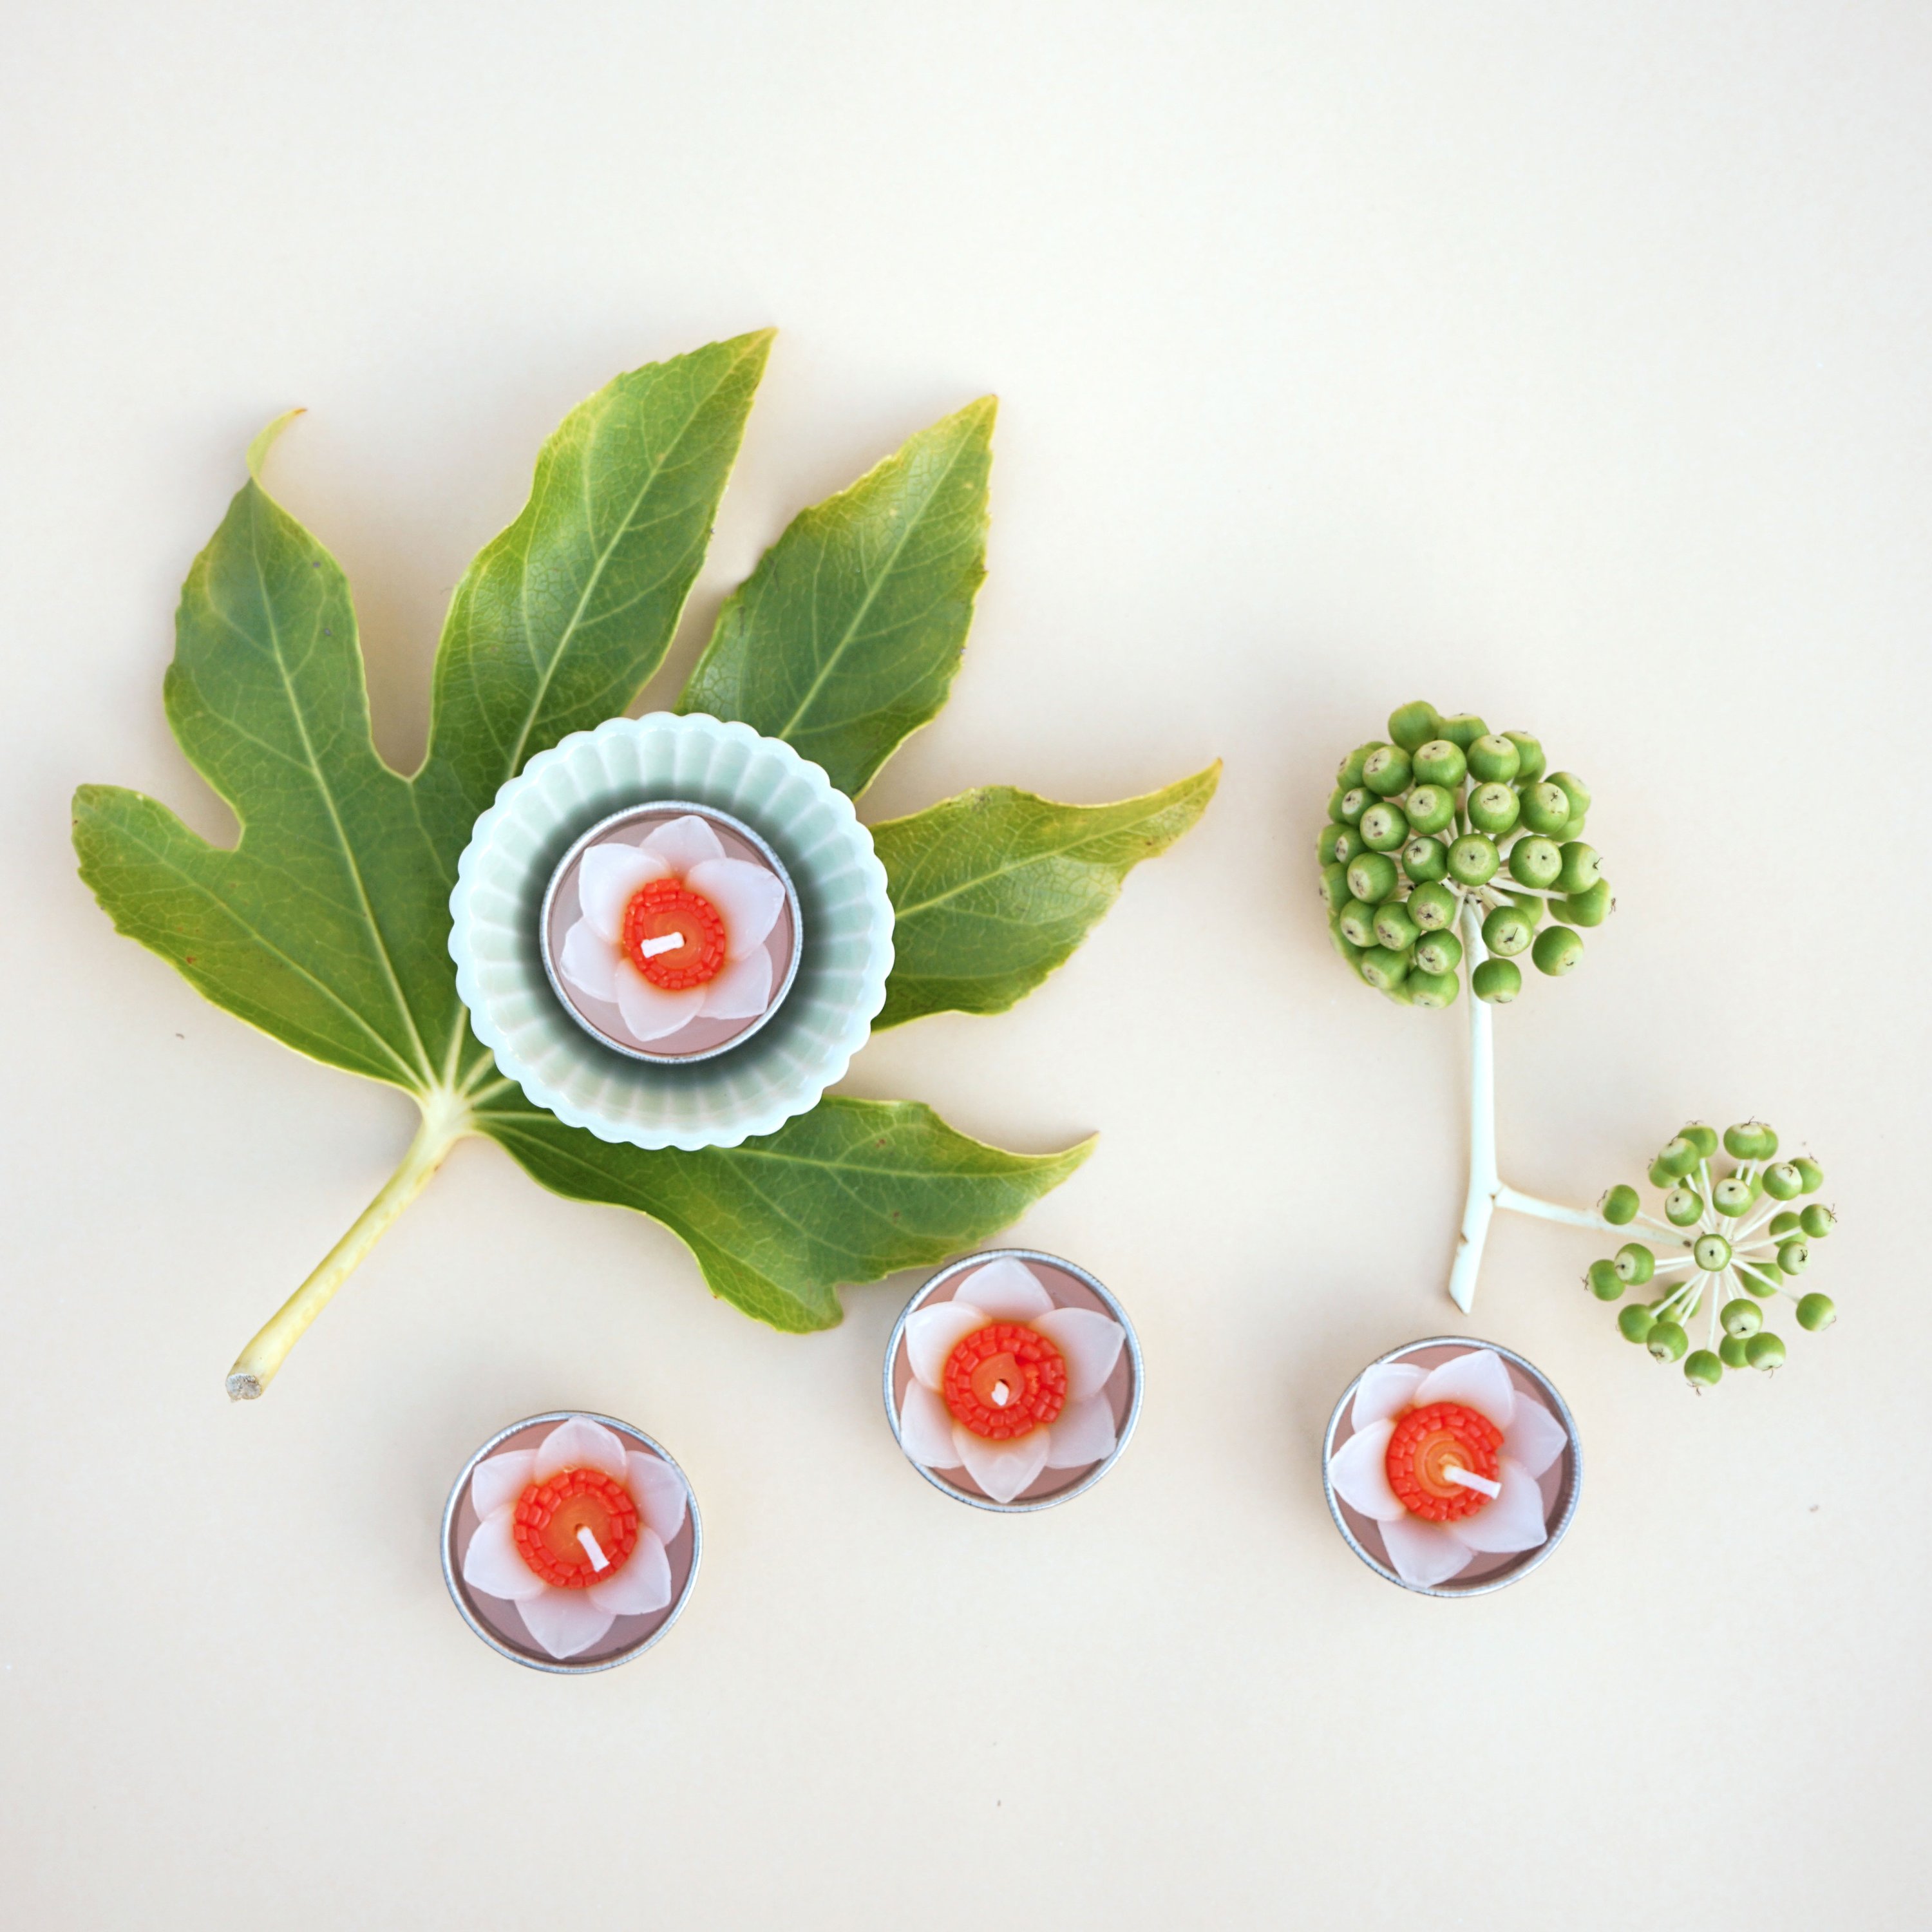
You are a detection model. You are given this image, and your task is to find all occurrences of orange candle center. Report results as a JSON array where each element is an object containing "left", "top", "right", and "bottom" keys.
[
  {"left": 623, "top": 880, "right": 728, "bottom": 989},
  {"left": 941, "top": 1321, "right": 1068, "bottom": 1441},
  {"left": 1384, "top": 1401, "right": 1504, "bottom": 1522},
  {"left": 512, "top": 1468, "right": 641, "bottom": 1588}
]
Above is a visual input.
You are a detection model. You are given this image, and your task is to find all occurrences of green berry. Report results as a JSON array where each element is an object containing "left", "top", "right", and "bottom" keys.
[
  {"left": 1694, "top": 1233, "right": 1732, "bottom": 1271},
  {"left": 1326, "top": 786, "right": 1353, "bottom": 826},
  {"left": 1506, "top": 836, "right": 1562, "bottom": 890},
  {"left": 1587, "top": 1259, "right": 1624, "bottom": 1300},
  {"left": 1321, "top": 863, "right": 1352, "bottom": 913},
  {"left": 1736, "top": 1260, "right": 1782, "bottom": 1298},
  {"left": 1471, "top": 958, "right": 1522, "bottom": 1004},
  {"left": 1654, "top": 1136, "right": 1700, "bottom": 1179},
  {"left": 1401, "top": 784, "right": 1456, "bottom": 835},
  {"left": 1437, "top": 714, "right": 1488, "bottom": 750},
  {"left": 1680, "top": 1124, "right": 1719, "bottom": 1160},
  {"left": 1481, "top": 904, "right": 1535, "bottom": 958},
  {"left": 1363, "top": 744, "right": 1413, "bottom": 797},
  {"left": 1359, "top": 800, "right": 1409, "bottom": 851},
  {"left": 1337, "top": 899, "right": 1379, "bottom": 949},
  {"left": 1721, "top": 1298, "right": 1762, "bottom": 1338},
  {"left": 1331, "top": 826, "right": 1367, "bottom": 866},
  {"left": 1796, "top": 1293, "right": 1837, "bottom": 1332},
  {"left": 1723, "top": 1121, "right": 1778, "bottom": 1160},
  {"left": 1407, "top": 969, "right": 1459, "bottom": 1009},
  {"left": 1647, "top": 1321, "right": 1689, "bottom": 1363},
  {"left": 1615, "top": 1242, "right": 1656, "bottom": 1285},
  {"left": 1359, "top": 946, "right": 1412, "bottom": 992},
  {"left": 1519, "top": 782, "right": 1571, "bottom": 835},
  {"left": 1347, "top": 852, "right": 1399, "bottom": 904},
  {"left": 1619, "top": 1303, "right": 1656, "bottom": 1343},
  {"left": 1776, "top": 1239, "right": 1810, "bottom": 1274},
  {"left": 1448, "top": 834, "right": 1500, "bottom": 887},
  {"left": 1468, "top": 782, "right": 1520, "bottom": 836},
  {"left": 1745, "top": 1332, "right": 1786, "bottom": 1372},
  {"left": 1800, "top": 1204, "right": 1835, "bottom": 1240},
  {"left": 1401, "top": 835, "right": 1449, "bottom": 884},
  {"left": 1407, "top": 880, "right": 1459, "bottom": 930},
  {"left": 1561, "top": 880, "right": 1611, "bottom": 927},
  {"left": 1339, "top": 785, "right": 1371, "bottom": 824},
  {"left": 1412, "top": 739, "right": 1468, "bottom": 788},
  {"left": 1467, "top": 734, "right": 1522, "bottom": 784},
  {"left": 1338, "top": 743, "right": 1381, "bottom": 788},
  {"left": 1601, "top": 1185, "right": 1640, "bottom": 1226},
  {"left": 1684, "top": 1350, "right": 1723, "bottom": 1388},
  {"left": 1318, "top": 823, "right": 1347, "bottom": 866},
  {"left": 1531, "top": 924, "right": 1584, "bottom": 976},
  {"left": 1555, "top": 841, "right": 1602, "bottom": 896},
  {"left": 1549, "top": 770, "right": 1591, "bottom": 819},
  {"left": 1663, "top": 1185, "right": 1703, "bottom": 1227},
  {"left": 1502, "top": 731, "right": 1546, "bottom": 783},
  {"left": 1414, "top": 930, "right": 1463, "bottom": 978},
  {"left": 1770, "top": 1211, "right": 1801, "bottom": 1238},
  {"left": 1720, "top": 1334, "right": 1752, "bottom": 1369},
  {"left": 1792, "top": 1157, "right": 1824, "bottom": 1193},
  {"left": 1712, "top": 1175, "right": 1753, "bottom": 1218},
  {"left": 1387, "top": 701, "right": 1442, "bottom": 753},
  {"left": 1372, "top": 902, "right": 1419, "bottom": 952},
  {"left": 1763, "top": 1162, "right": 1803, "bottom": 1200}
]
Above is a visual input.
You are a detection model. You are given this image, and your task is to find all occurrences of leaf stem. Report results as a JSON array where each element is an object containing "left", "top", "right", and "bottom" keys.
[
  {"left": 225, "top": 1086, "right": 473, "bottom": 1400},
  {"left": 1448, "top": 905, "right": 1498, "bottom": 1313}
]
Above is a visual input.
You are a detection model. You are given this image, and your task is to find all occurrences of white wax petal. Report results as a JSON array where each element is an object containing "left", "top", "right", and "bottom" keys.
[
  {"left": 468, "top": 1450, "right": 536, "bottom": 1520},
  {"left": 896, "top": 1381, "right": 960, "bottom": 1466},
  {"left": 625, "top": 1452, "right": 689, "bottom": 1544},
  {"left": 1327, "top": 1417, "right": 1405, "bottom": 1523},
  {"left": 904, "top": 1301, "right": 990, "bottom": 1390},
  {"left": 640, "top": 814, "right": 726, "bottom": 875},
  {"left": 1378, "top": 1513, "right": 1475, "bottom": 1589},
  {"left": 686, "top": 857, "right": 784, "bottom": 959},
  {"left": 515, "top": 1588, "right": 617, "bottom": 1660},
  {"left": 1030, "top": 1307, "right": 1126, "bottom": 1403},
  {"left": 1043, "top": 1393, "right": 1117, "bottom": 1468},
  {"left": 576, "top": 844, "right": 670, "bottom": 943},
  {"left": 1413, "top": 1347, "right": 1517, "bottom": 1428},
  {"left": 586, "top": 1529, "right": 674, "bottom": 1617},
  {"left": 532, "top": 1416, "right": 629, "bottom": 1483},
  {"left": 955, "top": 1258, "right": 1054, "bottom": 1322},
  {"left": 952, "top": 1423, "right": 1050, "bottom": 1504}
]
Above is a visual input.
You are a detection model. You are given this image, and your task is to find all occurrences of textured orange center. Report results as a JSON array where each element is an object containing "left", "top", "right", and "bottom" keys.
[
  {"left": 622, "top": 880, "right": 728, "bottom": 989},
  {"left": 941, "top": 1321, "right": 1069, "bottom": 1441},
  {"left": 511, "top": 1468, "right": 641, "bottom": 1588},
  {"left": 1384, "top": 1402, "right": 1504, "bottom": 1522}
]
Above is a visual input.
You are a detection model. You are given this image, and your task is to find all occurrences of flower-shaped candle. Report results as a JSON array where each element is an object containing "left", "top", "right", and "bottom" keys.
[
  {"left": 886, "top": 1251, "right": 1142, "bottom": 1510},
  {"left": 544, "top": 804, "right": 800, "bottom": 1061},
  {"left": 451, "top": 712, "right": 893, "bottom": 1151},
  {"left": 1323, "top": 1340, "right": 1580, "bottom": 1595},
  {"left": 442, "top": 1412, "right": 700, "bottom": 1671}
]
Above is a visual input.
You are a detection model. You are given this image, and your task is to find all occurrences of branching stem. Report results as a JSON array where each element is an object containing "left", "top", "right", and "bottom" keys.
[
  {"left": 1446, "top": 902, "right": 1685, "bottom": 1311},
  {"left": 225, "top": 1086, "right": 473, "bottom": 1400}
]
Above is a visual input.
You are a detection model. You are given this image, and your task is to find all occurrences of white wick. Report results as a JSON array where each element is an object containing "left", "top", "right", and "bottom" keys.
[
  {"left": 1446, "top": 1465, "right": 1502, "bottom": 1499},
  {"left": 577, "top": 1526, "right": 611, "bottom": 1571},
  {"left": 990, "top": 1380, "right": 1011, "bottom": 1407},
  {"left": 638, "top": 933, "right": 685, "bottom": 959}
]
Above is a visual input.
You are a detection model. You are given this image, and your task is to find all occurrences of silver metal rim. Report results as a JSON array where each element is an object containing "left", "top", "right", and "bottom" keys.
[
  {"left": 882, "top": 1248, "right": 1144, "bottom": 1514},
  {"left": 1321, "top": 1336, "right": 1582, "bottom": 1598},
  {"left": 440, "top": 1410, "right": 704, "bottom": 1674},
  {"left": 537, "top": 799, "right": 806, "bottom": 1066}
]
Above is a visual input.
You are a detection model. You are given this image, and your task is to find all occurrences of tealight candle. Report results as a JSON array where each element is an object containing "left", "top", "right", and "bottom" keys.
[
  {"left": 540, "top": 802, "right": 802, "bottom": 1064},
  {"left": 885, "top": 1249, "right": 1142, "bottom": 1511},
  {"left": 442, "top": 1411, "right": 701, "bottom": 1672},
  {"left": 1322, "top": 1338, "right": 1580, "bottom": 1596}
]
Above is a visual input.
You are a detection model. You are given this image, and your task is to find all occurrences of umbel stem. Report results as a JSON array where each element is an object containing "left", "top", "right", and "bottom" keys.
[
  {"left": 1447, "top": 905, "right": 1625, "bottom": 1310},
  {"left": 225, "top": 1087, "right": 473, "bottom": 1399}
]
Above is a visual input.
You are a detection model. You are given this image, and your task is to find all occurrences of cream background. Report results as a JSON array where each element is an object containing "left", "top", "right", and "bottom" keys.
[{"left": 3, "top": 5, "right": 1926, "bottom": 1926}]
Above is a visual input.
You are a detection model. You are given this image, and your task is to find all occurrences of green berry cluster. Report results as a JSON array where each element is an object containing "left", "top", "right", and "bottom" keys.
[
  {"left": 1590, "top": 1121, "right": 1838, "bottom": 1388},
  {"left": 1319, "top": 699, "right": 1610, "bottom": 1006}
]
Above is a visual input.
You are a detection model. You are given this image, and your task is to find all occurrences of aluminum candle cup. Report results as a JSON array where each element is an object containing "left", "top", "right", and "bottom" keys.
[
  {"left": 884, "top": 1249, "right": 1142, "bottom": 1513},
  {"left": 540, "top": 800, "right": 803, "bottom": 1065},
  {"left": 1322, "top": 1337, "right": 1581, "bottom": 1598},
  {"left": 442, "top": 1412, "right": 701, "bottom": 1674}
]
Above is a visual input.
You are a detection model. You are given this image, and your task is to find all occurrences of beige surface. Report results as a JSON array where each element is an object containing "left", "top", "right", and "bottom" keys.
[{"left": 3, "top": 5, "right": 1926, "bottom": 1926}]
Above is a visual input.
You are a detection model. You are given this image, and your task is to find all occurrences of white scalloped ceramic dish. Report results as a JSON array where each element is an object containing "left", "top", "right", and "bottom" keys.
[{"left": 450, "top": 713, "right": 894, "bottom": 1150}]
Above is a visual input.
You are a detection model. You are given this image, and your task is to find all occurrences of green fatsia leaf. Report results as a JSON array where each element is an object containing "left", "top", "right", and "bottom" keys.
[
  {"left": 73, "top": 439, "right": 453, "bottom": 1092},
  {"left": 477, "top": 1096, "right": 1092, "bottom": 1331},
  {"left": 677, "top": 397, "right": 993, "bottom": 796},
  {"left": 415, "top": 330, "right": 773, "bottom": 869},
  {"left": 870, "top": 766, "right": 1222, "bottom": 1029}
]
